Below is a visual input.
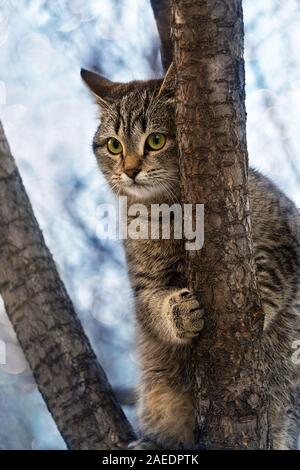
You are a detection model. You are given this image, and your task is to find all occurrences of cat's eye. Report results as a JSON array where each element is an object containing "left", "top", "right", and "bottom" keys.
[
  {"left": 146, "top": 133, "right": 166, "bottom": 151},
  {"left": 107, "top": 137, "right": 123, "bottom": 155}
]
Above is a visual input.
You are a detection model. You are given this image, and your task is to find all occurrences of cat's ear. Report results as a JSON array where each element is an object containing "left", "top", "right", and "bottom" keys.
[
  {"left": 157, "top": 62, "right": 176, "bottom": 98},
  {"left": 81, "top": 68, "right": 119, "bottom": 108}
]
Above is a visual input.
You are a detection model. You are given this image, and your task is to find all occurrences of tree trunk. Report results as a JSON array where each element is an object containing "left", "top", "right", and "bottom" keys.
[
  {"left": 0, "top": 122, "right": 135, "bottom": 450},
  {"left": 172, "top": 0, "right": 270, "bottom": 449}
]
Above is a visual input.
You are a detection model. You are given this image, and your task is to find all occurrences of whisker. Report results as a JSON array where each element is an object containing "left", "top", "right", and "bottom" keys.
[{"left": 157, "top": 179, "right": 179, "bottom": 203}]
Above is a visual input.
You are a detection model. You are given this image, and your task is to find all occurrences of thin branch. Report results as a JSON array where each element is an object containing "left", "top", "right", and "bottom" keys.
[
  {"left": 114, "top": 388, "right": 137, "bottom": 407},
  {"left": 150, "top": 0, "right": 173, "bottom": 71}
]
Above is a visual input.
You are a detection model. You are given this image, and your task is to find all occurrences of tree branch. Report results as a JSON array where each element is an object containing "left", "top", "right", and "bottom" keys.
[
  {"left": 150, "top": 0, "right": 173, "bottom": 71},
  {"left": 172, "top": 0, "right": 269, "bottom": 448},
  {"left": 0, "top": 121, "right": 135, "bottom": 450}
]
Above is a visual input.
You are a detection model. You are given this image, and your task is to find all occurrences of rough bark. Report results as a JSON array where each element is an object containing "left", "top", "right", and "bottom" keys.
[
  {"left": 172, "top": 0, "right": 270, "bottom": 449},
  {"left": 150, "top": 0, "right": 173, "bottom": 71},
  {"left": 0, "top": 122, "right": 135, "bottom": 450}
]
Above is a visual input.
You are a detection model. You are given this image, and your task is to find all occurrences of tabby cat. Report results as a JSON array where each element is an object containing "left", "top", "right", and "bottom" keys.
[{"left": 81, "top": 65, "right": 300, "bottom": 449}]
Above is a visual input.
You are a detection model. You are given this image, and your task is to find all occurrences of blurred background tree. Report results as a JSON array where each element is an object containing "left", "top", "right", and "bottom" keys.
[{"left": 0, "top": 0, "right": 299, "bottom": 449}]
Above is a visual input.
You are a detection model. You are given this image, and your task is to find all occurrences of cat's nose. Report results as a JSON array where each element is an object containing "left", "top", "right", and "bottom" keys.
[{"left": 124, "top": 169, "right": 140, "bottom": 180}]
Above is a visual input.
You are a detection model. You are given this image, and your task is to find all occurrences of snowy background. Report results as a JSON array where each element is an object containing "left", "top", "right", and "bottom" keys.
[{"left": 0, "top": 0, "right": 299, "bottom": 449}]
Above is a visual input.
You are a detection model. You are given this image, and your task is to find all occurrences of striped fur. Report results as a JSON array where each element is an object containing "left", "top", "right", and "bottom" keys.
[{"left": 83, "top": 70, "right": 300, "bottom": 449}]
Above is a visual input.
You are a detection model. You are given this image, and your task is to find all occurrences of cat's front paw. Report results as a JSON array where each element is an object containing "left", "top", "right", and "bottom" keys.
[{"left": 164, "top": 289, "right": 204, "bottom": 343}]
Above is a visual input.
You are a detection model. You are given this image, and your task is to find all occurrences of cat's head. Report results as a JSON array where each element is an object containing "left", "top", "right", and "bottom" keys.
[{"left": 81, "top": 65, "right": 179, "bottom": 202}]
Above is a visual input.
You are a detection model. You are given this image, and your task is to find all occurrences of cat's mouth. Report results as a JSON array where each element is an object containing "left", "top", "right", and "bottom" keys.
[
  {"left": 111, "top": 171, "right": 179, "bottom": 201},
  {"left": 112, "top": 172, "right": 157, "bottom": 199},
  {"left": 120, "top": 180, "right": 179, "bottom": 202},
  {"left": 121, "top": 181, "right": 162, "bottom": 199}
]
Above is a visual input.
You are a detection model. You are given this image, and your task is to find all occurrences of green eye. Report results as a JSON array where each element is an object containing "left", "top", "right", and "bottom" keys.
[
  {"left": 146, "top": 133, "right": 166, "bottom": 151},
  {"left": 107, "top": 137, "right": 123, "bottom": 155}
]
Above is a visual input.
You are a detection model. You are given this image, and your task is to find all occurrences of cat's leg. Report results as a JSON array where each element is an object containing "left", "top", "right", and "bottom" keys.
[
  {"left": 134, "top": 380, "right": 195, "bottom": 450},
  {"left": 268, "top": 383, "right": 300, "bottom": 450},
  {"left": 128, "top": 288, "right": 202, "bottom": 448},
  {"left": 271, "top": 406, "right": 300, "bottom": 449},
  {"left": 256, "top": 248, "right": 300, "bottom": 449},
  {"left": 136, "top": 287, "right": 205, "bottom": 345},
  {"left": 133, "top": 343, "right": 195, "bottom": 450}
]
